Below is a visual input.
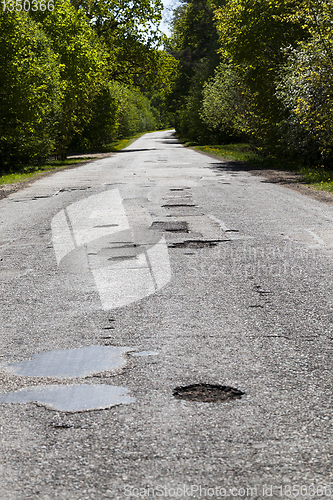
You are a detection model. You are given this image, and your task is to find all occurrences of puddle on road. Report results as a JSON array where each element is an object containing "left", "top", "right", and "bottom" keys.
[
  {"left": 4, "top": 345, "right": 134, "bottom": 378},
  {"left": 0, "top": 384, "right": 135, "bottom": 412}
]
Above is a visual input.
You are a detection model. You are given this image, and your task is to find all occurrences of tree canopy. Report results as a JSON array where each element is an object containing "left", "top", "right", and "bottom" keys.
[
  {"left": 72, "top": 0, "right": 164, "bottom": 86},
  {"left": 167, "top": 0, "right": 333, "bottom": 165},
  {"left": 0, "top": 10, "right": 63, "bottom": 167},
  {"left": 0, "top": 0, "right": 175, "bottom": 170},
  {"left": 3, "top": 0, "right": 333, "bottom": 169}
]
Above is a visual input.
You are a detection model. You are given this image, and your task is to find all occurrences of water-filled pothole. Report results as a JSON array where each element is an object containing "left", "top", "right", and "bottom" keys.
[
  {"left": 0, "top": 384, "right": 134, "bottom": 412},
  {"left": 173, "top": 383, "right": 244, "bottom": 403},
  {"left": 3, "top": 345, "right": 134, "bottom": 378}
]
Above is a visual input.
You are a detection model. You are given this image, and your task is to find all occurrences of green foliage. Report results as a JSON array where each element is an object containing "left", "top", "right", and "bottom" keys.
[
  {"left": 0, "top": 0, "right": 176, "bottom": 170},
  {"left": 30, "top": 0, "right": 108, "bottom": 157},
  {"left": 117, "top": 87, "right": 158, "bottom": 137},
  {"left": 72, "top": 82, "right": 121, "bottom": 150},
  {"left": 169, "top": 0, "right": 333, "bottom": 175},
  {"left": 149, "top": 91, "right": 175, "bottom": 130},
  {"left": 215, "top": 0, "right": 307, "bottom": 66},
  {"left": 201, "top": 0, "right": 333, "bottom": 163},
  {"left": 200, "top": 63, "right": 246, "bottom": 141},
  {"left": 167, "top": 0, "right": 224, "bottom": 142},
  {"left": 0, "top": 11, "right": 62, "bottom": 169},
  {"left": 214, "top": 0, "right": 309, "bottom": 148},
  {"left": 72, "top": 0, "right": 165, "bottom": 88},
  {"left": 71, "top": 83, "right": 160, "bottom": 151},
  {"left": 274, "top": 0, "right": 333, "bottom": 164},
  {"left": 275, "top": 43, "right": 333, "bottom": 163},
  {"left": 175, "top": 71, "right": 209, "bottom": 142}
]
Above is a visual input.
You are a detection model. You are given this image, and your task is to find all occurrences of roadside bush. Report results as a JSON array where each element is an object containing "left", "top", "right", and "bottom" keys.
[
  {"left": 200, "top": 63, "right": 247, "bottom": 142},
  {"left": 276, "top": 42, "right": 333, "bottom": 165}
]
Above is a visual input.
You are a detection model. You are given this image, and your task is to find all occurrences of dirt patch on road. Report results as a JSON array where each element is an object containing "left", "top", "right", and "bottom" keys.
[
  {"left": 0, "top": 183, "right": 23, "bottom": 200},
  {"left": 200, "top": 147, "right": 333, "bottom": 207},
  {"left": 248, "top": 168, "right": 333, "bottom": 206}
]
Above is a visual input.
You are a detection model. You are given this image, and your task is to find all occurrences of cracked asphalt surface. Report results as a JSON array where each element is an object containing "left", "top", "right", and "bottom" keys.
[{"left": 0, "top": 131, "right": 332, "bottom": 499}]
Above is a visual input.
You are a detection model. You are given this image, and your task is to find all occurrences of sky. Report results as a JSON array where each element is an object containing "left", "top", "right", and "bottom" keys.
[{"left": 160, "top": 0, "right": 179, "bottom": 36}]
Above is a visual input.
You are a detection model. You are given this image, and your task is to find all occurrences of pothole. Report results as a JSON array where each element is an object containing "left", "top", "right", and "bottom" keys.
[
  {"left": 162, "top": 203, "right": 196, "bottom": 208},
  {"left": 130, "top": 351, "right": 158, "bottom": 357},
  {"left": 168, "top": 239, "right": 229, "bottom": 248},
  {"left": 93, "top": 224, "right": 119, "bottom": 228},
  {"left": 52, "top": 422, "right": 74, "bottom": 429},
  {"left": 150, "top": 221, "right": 189, "bottom": 233},
  {"left": 173, "top": 383, "right": 245, "bottom": 403}
]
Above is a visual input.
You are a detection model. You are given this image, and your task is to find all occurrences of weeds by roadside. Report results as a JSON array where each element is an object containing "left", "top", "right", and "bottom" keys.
[{"left": 299, "top": 166, "right": 333, "bottom": 193}]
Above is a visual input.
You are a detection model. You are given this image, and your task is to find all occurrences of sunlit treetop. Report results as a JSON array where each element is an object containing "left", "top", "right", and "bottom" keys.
[
  {"left": 71, "top": 0, "right": 163, "bottom": 42},
  {"left": 69, "top": 0, "right": 167, "bottom": 86}
]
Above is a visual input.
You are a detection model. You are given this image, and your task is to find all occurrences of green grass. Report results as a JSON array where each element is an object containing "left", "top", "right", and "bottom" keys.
[
  {"left": 0, "top": 158, "right": 90, "bottom": 186},
  {"left": 193, "top": 143, "right": 259, "bottom": 163},
  {"left": 0, "top": 132, "right": 147, "bottom": 187},
  {"left": 299, "top": 165, "right": 333, "bottom": 193}
]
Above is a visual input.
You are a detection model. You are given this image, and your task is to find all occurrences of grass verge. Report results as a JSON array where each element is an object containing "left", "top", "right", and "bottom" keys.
[
  {"left": 192, "top": 143, "right": 260, "bottom": 163},
  {"left": 0, "top": 158, "right": 90, "bottom": 186}
]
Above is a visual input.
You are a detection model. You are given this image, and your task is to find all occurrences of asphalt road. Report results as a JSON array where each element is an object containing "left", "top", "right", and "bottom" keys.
[{"left": 0, "top": 130, "right": 332, "bottom": 500}]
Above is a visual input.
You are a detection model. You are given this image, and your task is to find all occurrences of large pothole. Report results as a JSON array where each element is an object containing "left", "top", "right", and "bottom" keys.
[
  {"left": 168, "top": 239, "right": 228, "bottom": 248},
  {"left": 173, "top": 383, "right": 244, "bottom": 403},
  {"left": 150, "top": 221, "right": 189, "bottom": 233}
]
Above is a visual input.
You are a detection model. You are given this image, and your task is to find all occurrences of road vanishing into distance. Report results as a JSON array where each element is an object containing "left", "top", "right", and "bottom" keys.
[{"left": 0, "top": 130, "right": 332, "bottom": 499}]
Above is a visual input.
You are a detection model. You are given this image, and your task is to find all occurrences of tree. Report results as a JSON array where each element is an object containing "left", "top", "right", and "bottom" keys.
[
  {"left": 30, "top": 0, "right": 108, "bottom": 157},
  {"left": 0, "top": 11, "right": 62, "bottom": 169},
  {"left": 166, "top": 0, "right": 224, "bottom": 141},
  {"left": 71, "top": 0, "right": 165, "bottom": 88},
  {"left": 200, "top": 63, "right": 246, "bottom": 141},
  {"left": 275, "top": 0, "right": 333, "bottom": 163},
  {"left": 70, "top": 82, "right": 122, "bottom": 150},
  {"left": 214, "top": 0, "right": 309, "bottom": 148}
]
